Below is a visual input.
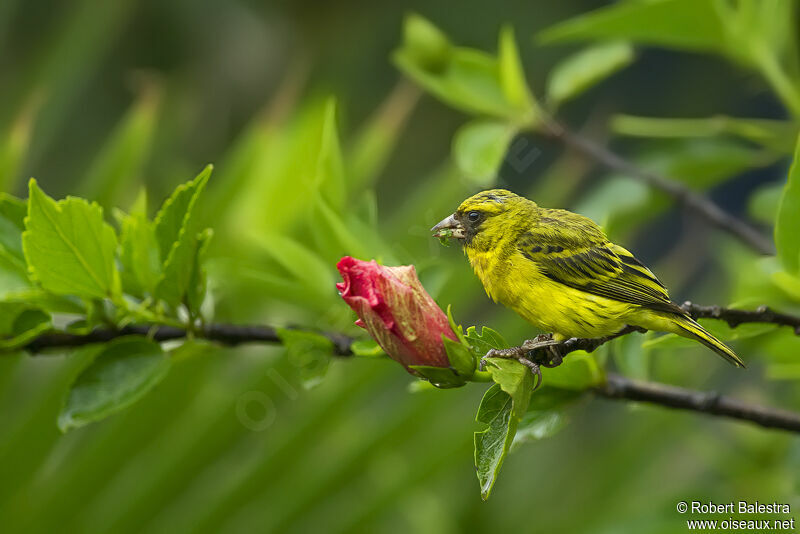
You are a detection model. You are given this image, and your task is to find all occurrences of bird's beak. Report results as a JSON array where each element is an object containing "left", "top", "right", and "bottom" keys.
[{"left": 431, "top": 213, "right": 465, "bottom": 239}]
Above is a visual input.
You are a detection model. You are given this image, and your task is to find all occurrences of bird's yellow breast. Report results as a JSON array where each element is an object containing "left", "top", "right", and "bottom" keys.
[{"left": 467, "top": 247, "right": 635, "bottom": 338}]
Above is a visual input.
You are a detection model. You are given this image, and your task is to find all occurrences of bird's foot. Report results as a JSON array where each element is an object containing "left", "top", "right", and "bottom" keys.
[
  {"left": 483, "top": 338, "right": 558, "bottom": 360},
  {"left": 481, "top": 348, "right": 543, "bottom": 391},
  {"left": 481, "top": 333, "right": 562, "bottom": 389}
]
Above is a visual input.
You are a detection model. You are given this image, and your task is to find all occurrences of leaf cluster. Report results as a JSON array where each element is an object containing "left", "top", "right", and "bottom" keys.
[{"left": 0, "top": 168, "right": 213, "bottom": 430}]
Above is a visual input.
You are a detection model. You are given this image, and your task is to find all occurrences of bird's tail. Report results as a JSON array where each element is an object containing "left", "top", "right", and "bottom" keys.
[{"left": 673, "top": 315, "right": 746, "bottom": 368}]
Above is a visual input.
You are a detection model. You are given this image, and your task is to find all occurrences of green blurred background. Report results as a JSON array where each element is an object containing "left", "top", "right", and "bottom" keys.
[{"left": 2, "top": 0, "right": 800, "bottom": 532}]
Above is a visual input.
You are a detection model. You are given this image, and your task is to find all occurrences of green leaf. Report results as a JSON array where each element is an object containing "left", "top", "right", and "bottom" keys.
[
  {"left": 0, "top": 93, "right": 39, "bottom": 192},
  {"left": 507, "top": 385, "right": 582, "bottom": 452},
  {"left": 187, "top": 228, "right": 213, "bottom": 317},
  {"left": 474, "top": 385, "right": 513, "bottom": 500},
  {"left": 452, "top": 120, "right": 515, "bottom": 186},
  {"left": 118, "top": 210, "right": 161, "bottom": 298},
  {"left": 642, "top": 321, "right": 776, "bottom": 350},
  {"left": 599, "top": 139, "right": 773, "bottom": 238},
  {"left": 484, "top": 357, "right": 534, "bottom": 405},
  {"left": 168, "top": 339, "right": 215, "bottom": 363},
  {"left": 230, "top": 266, "right": 331, "bottom": 312},
  {"left": 407, "top": 380, "right": 440, "bottom": 393},
  {"left": 0, "top": 254, "right": 31, "bottom": 298},
  {"left": 309, "top": 194, "right": 371, "bottom": 262},
  {"left": 611, "top": 332, "right": 650, "bottom": 381},
  {"left": 276, "top": 329, "right": 333, "bottom": 390},
  {"left": 766, "top": 363, "right": 800, "bottom": 381},
  {"left": 155, "top": 237, "right": 201, "bottom": 308},
  {"left": 611, "top": 114, "right": 798, "bottom": 153},
  {"left": 749, "top": 182, "right": 784, "bottom": 226},
  {"left": 0, "top": 194, "right": 27, "bottom": 260},
  {"left": 574, "top": 176, "right": 650, "bottom": 228},
  {"left": 58, "top": 337, "right": 170, "bottom": 432},
  {"left": 0, "top": 288, "right": 84, "bottom": 315},
  {"left": 0, "top": 308, "right": 52, "bottom": 350},
  {"left": 445, "top": 305, "right": 468, "bottom": 345},
  {"left": 23, "top": 179, "right": 120, "bottom": 300},
  {"left": 719, "top": 0, "right": 800, "bottom": 115},
  {"left": 544, "top": 351, "right": 604, "bottom": 390},
  {"left": 153, "top": 166, "right": 211, "bottom": 307},
  {"left": 153, "top": 165, "right": 211, "bottom": 263},
  {"left": 252, "top": 232, "right": 336, "bottom": 301},
  {"left": 497, "top": 25, "right": 537, "bottom": 118},
  {"left": 465, "top": 325, "right": 509, "bottom": 355},
  {"left": 407, "top": 364, "right": 467, "bottom": 389},
  {"left": 511, "top": 410, "right": 568, "bottom": 450},
  {"left": 772, "top": 270, "right": 800, "bottom": 300},
  {"left": 0, "top": 302, "right": 52, "bottom": 350},
  {"left": 0, "top": 194, "right": 30, "bottom": 288},
  {"left": 527, "top": 385, "right": 583, "bottom": 410},
  {"left": 474, "top": 359, "right": 532, "bottom": 500},
  {"left": 539, "top": 0, "right": 728, "bottom": 55},
  {"left": 394, "top": 16, "right": 518, "bottom": 118},
  {"left": 400, "top": 13, "right": 452, "bottom": 74},
  {"left": 546, "top": 41, "right": 634, "bottom": 106},
  {"left": 347, "top": 83, "right": 420, "bottom": 190},
  {"left": 314, "top": 99, "right": 346, "bottom": 211},
  {"left": 776, "top": 134, "right": 800, "bottom": 273},
  {"left": 349, "top": 339, "right": 384, "bottom": 357},
  {"left": 442, "top": 335, "right": 476, "bottom": 377}
]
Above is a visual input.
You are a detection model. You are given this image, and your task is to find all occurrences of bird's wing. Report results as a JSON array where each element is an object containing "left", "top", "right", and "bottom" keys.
[{"left": 518, "top": 211, "right": 683, "bottom": 315}]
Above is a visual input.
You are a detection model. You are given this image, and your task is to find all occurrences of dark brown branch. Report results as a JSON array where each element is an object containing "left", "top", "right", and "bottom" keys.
[
  {"left": 23, "top": 324, "right": 355, "bottom": 356},
  {"left": 16, "top": 304, "right": 800, "bottom": 433},
  {"left": 683, "top": 302, "right": 800, "bottom": 334},
  {"left": 518, "top": 303, "right": 800, "bottom": 366},
  {"left": 21, "top": 303, "right": 799, "bottom": 358},
  {"left": 596, "top": 373, "right": 800, "bottom": 433},
  {"left": 540, "top": 118, "right": 775, "bottom": 255}
]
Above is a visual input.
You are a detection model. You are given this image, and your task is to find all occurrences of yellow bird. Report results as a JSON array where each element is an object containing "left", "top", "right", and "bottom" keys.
[{"left": 431, "top": 189, "right": 744, "bottom": 367}]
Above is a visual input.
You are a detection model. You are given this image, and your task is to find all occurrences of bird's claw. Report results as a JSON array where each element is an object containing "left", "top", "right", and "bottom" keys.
[
  {"left": 483, "top": 335, "right": 564, "bottom": 391},
  {"left": 516, "top": 357, "right": 543, "bottom": 391},
  {"left": 481, "top": 350, "right": 543, "bottom": 391}
]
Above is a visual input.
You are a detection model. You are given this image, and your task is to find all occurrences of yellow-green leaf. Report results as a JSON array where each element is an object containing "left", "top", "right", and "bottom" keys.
[
  {"left": 547, "top": 41, "right": 634, "bottom": 106},
  {"left": 776, "top": 134, "right": 800, "bottom": 273},
  {"left": 23, "top": 180, "right": 119, "bottom": 300},
  {"left": 58, "top": 337, "right": 170, "bottom": 432}
]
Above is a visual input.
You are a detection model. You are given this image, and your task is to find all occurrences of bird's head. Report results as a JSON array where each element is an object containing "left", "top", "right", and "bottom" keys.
[{"left": 431, "top": 189, "right": 537, "bottom": 250}]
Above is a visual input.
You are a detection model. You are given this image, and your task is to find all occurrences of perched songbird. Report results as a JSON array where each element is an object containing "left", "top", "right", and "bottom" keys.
[{"left": 431, "top": 189, "right": 744, "bottom": 367}]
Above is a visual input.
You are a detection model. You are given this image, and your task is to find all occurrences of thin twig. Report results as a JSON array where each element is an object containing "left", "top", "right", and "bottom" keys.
[
  {"left": 540, "top": 118, "right": 775, "bottom": 255},
  {"left": 596, "top": 373, "right": 800, "bottom": 433},
  {"left": 520, "top": 303, "right": 800, "bottom": 366}
]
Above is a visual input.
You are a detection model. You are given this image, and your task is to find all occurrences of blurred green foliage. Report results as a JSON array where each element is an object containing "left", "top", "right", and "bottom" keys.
[{"left": 2, "top": 0, "right": 800, "bottom": 532}]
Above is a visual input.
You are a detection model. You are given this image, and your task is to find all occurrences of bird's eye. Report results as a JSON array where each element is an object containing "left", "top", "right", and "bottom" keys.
[{"left": 467, "top": 211, "right": 481, "bottom": 222}]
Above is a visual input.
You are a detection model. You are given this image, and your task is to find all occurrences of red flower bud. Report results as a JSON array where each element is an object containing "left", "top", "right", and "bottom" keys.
[{"left": 336, "top": 256, "right": 457, "bottom": 372}]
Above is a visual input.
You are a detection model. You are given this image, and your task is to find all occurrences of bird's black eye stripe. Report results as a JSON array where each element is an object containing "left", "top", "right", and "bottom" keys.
[{"left": 467, "top": 210, "right": 481, "bottom": 222}]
